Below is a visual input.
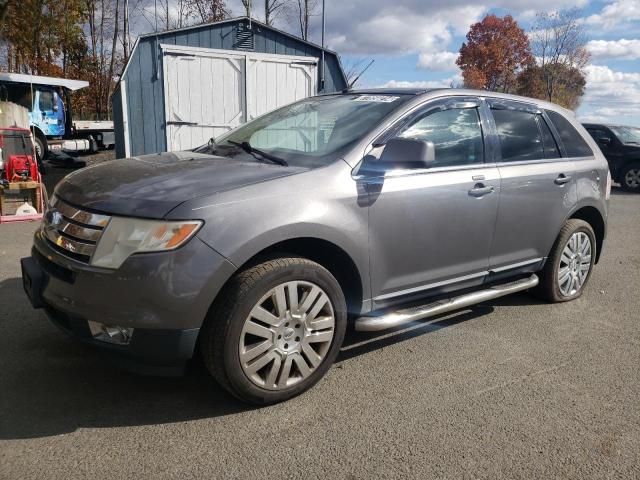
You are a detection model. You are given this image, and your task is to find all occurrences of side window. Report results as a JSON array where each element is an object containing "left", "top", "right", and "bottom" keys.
[
  {"left": 545, "top": 110, "right": 593, "bottom": 157},
  {"left": 398, "top": 108, "right": 484, "bottom": 167},
  {"left": 586, "top": 128, "right": 612, "bottom": 143},
  {"left": 492, "top": 108, "right": 543, "bottom": 162},
  {"left": 538, "top": 116, "right": 560, "bottom": 159},
  {"left": 38, "top": 90, "right": 54, "bottom": 112}
]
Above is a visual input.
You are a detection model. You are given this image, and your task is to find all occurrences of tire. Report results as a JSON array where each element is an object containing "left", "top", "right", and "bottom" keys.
[
  {"left": 34, "top": 134, "right": 48, "bottom": 162},
  {"left": 620, "top": 162, "right": 640, "bottom": 192},
  {"left": 200, "top": 257, "right": 347, "bottom": 405},
  {"left": 536, "top": 219, "right": 596, "bottom": 303}
]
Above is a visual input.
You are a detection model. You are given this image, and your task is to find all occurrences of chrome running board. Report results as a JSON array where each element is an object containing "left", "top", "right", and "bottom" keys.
[{"left": 355, "top": 274, "right": 539, "bottom": 332}]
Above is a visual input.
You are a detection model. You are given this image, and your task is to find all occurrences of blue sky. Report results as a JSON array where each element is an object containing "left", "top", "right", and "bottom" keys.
[{"left": 146, "top": 0, "right": 640, "bottom": 126}]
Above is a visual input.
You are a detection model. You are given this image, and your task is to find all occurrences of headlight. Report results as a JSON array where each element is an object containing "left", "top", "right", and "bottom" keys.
[{"left": 91, "top": 217, "right": 203, "bottom": 269}]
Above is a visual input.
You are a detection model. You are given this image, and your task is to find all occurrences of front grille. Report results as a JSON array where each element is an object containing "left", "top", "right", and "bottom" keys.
[{"left": 41, "top": 196, "right": 111, "bottom": 264}]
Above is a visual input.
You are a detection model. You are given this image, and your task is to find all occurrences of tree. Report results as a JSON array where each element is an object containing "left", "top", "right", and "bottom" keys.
[
  {"left": 264, "top": 0, "right": 289, "bottom": 26},
  {"left": 517, "top": 64, "right": 586, "bottom": 110},
  {"left": 521, "top": 8, "right": 590, "bottom": 108},
  {"left": 185, "top": 0, "right": 229, "bottom": 24},
  {"left": 456, "top": 14, "right": 533, "bottom": 92},
  {"left": 287, "top": 0, "right": 319, "bottom": 41}
]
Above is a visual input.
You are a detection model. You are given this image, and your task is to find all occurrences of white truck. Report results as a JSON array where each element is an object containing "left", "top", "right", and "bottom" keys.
[{"left": 0, "top": 73, "right": 115, "bottom": 160}]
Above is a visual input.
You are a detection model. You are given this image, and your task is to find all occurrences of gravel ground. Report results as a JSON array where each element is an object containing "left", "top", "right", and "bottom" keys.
[{"left": 0, "top": 187, "right": 638, "bottom": 479}]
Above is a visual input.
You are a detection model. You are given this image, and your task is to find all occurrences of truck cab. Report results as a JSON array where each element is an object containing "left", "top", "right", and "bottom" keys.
[{"left": 0, "top": 73, "right": 114, "bottom": 160}]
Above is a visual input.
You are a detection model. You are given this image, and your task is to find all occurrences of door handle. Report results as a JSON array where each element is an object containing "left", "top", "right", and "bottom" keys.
[
  {"left": 554, "top": 174, "right": 572, "bottom": 185},
  {"left": 468, "top": 183, "right": 495, "bottom": 197}
]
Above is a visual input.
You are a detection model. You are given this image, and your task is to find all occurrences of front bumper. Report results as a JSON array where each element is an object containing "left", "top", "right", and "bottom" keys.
[{"left": 21, "top": 230, "right": 236, "bottom": 375}]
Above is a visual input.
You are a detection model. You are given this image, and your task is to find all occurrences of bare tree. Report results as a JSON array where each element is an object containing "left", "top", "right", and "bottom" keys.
[
  {"left": 529, "top": 8, "right": 590, "bottom": 103},
  {"left": 287, "top": 0, "right": 319, "bottom": 40},
  {"left": 265, "top": 0, "right": 289, "bottom": 25},
  {"left": 185, "top": 0, "right": 229, "bottom": 24},
  {"left": 240, "top": 0, "right": 251, "bottom": 16}
]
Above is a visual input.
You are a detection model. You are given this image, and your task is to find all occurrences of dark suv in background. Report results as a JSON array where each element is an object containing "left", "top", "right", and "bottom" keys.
[{"left": 583, "top": 123, "right": 640, "bottom": 192}]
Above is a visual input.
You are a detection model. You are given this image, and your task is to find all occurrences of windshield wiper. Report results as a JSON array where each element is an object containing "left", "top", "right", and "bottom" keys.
[{"left": 226, "top": 140, "right": 288, "bottom": 166}]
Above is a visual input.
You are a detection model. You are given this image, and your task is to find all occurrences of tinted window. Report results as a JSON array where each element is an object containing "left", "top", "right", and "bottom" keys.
[
  {"left": 539, "top": 116, "right": 560, "bottom": 159},
  {"left": 398, "top": 108, "right": 484, "bottom": 167},
  {"left": 546, "top": 110, "right": 593, "bottom": 157},
  {"left": 38, "top": 90, "right": 54, "bottom": 111},
  {"left": 492, "top": 109, "right": 543, "bottom": 162}
]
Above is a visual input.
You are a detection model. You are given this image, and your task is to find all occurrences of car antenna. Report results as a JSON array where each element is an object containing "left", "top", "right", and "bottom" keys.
[{"left": 347, "top": 59, "right": 375, "bottom": 90}]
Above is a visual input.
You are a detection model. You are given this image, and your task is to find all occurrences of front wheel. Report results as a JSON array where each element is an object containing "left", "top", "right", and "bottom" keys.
[
  {"left": 200, "top": 257, "right": 347, "bottom": 405},
  {"left": 537, "top": 219, "right": 596, "bottom": 302},
  {"left": 621, "top": 163, "right": 640, "bottom": 193},
  {"left": 34, "top": 134, "right": 48, "bottom": 162}
]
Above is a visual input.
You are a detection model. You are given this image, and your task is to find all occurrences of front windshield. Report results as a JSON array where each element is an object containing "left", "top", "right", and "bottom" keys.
[
  {"left": 609, "top": 126, "right": 640, "bottom": 145},
  {"left": 194, "top": 94, "right": 411, "bottom": 167}
]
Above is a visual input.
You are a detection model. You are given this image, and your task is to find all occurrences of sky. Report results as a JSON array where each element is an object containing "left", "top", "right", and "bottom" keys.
[{"left": 140, "top": 0, "right": 640, "bottom": 126}]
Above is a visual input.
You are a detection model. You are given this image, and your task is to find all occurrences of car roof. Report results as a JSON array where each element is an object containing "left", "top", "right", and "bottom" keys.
[
  {"left": 339, "top": 88, "right": 575, "bottom": 116},
  {"left": 346, "top": 87, "right": 446, "bottom": 95}
]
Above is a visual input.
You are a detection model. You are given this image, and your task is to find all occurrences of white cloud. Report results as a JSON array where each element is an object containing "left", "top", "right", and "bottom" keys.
[
  {"left": 381, "top": 73, "right": 463, "bottom": 89},
  {"left": 578, "top": 65, "right": 640, "bottom": 125},
  {"left": 587, "top": 39, "right": 640, "bottom": 60},
  {"left": 583, "top": 0, "right": 640, "bottom": 30},
  {"left": 417, "top": 51, "right": 459, "bottom": 71}
]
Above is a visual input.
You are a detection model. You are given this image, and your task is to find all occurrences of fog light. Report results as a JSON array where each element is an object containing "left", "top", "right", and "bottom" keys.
[{"left": 87, "top": 320, "right": 133, "bottom": 345}]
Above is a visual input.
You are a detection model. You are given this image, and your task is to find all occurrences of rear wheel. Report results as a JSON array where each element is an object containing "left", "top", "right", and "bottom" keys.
[
  {"left": 537, "top": 219, "right": 596, "bottom": 302},
  {"left": 200, "top": 257, "right": 347, "bottom": 405},
  {"left": 621, "top": 163, "right": 640, "bottom": 192}
]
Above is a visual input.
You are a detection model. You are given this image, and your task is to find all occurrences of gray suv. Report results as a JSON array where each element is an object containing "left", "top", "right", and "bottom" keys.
[{"left": 21, "top": 89, "right": 610, "bottom": 404}]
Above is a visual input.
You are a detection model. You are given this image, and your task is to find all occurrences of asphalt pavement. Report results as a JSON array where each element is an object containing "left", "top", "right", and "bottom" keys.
[{"left": 0, "top": 188, "right": 638, "bottom": 479}]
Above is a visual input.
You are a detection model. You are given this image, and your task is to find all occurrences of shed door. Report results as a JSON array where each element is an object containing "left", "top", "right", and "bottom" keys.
[
  {"left": 246, "top": 55, "right": 317, "bottom": 121},
  {"left": 164, "top": 51, "right": 245, "bottom": 151},
  {"left": 162, "top": 45, "right": 318, "bottom": 152}
]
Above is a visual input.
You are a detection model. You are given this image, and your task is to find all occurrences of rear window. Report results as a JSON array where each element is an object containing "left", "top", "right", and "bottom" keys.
[
  {"left": 545, "top": 110, "right": 593, "bottom": 158},
  {"left": 492, "top": 109, "right": 543, "bottom": 162}
]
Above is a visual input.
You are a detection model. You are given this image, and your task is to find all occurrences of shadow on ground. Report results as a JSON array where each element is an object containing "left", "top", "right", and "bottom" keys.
[{"left": 0, "top": 275, "right": 537, "bottom": 440}]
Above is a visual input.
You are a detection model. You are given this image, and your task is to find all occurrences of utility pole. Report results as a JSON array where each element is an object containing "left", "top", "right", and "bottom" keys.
[
  {"left": 320, "top": 0, "right": 325, "bottom": 92},
  {"left": 123, "top": 0, "right": 130, "bottom": 61}
]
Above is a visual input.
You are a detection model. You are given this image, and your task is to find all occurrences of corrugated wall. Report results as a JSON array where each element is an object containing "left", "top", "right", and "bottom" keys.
[{"left": 113, "top": 19, "right": 347, "bottom": 158}]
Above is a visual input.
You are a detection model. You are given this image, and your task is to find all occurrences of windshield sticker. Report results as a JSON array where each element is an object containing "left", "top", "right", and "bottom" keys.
[{"left": 353, "top": 95, "right": 400, "bottom": 103}]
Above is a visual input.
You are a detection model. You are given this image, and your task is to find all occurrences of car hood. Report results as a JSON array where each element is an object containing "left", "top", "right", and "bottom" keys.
[{"left": 54, "top": 151, "right": 307, "bottom": 218}]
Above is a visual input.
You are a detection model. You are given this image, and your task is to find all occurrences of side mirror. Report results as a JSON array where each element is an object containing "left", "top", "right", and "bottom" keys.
[
  {"left": 597, "top": 136, "right": 611, "bottom": 146},
  {"left": 379, "top": 138, "right": 435, "bottom": 169}
]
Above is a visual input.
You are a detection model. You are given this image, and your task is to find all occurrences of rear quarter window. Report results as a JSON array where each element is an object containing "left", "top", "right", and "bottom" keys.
[{"left": 546, "top": 110, "right": 593, "bottom": 158}]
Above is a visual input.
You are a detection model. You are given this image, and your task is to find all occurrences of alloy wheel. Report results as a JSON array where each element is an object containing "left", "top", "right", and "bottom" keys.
[
  {"left": 558, "top": 232, "right": 592, "bottom": 297},
  {"left": 624, "top": 168, "right": 640, "bottom": 188},
  {"left": 239, "top": 281, "right": 335, "bottom": 390}
]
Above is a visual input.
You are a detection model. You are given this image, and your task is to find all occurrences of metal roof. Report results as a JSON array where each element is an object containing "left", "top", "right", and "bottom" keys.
[
  {"left": 0, "top": 72, "right": 89, "bottom": 91},
  {"left": 138, "top": 16, "right": 341, "bottom": 56}
]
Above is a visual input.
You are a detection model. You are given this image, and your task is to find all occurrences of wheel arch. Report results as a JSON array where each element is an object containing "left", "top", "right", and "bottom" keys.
[
  {"left": 569, "top": 206, "right": 606, "bottom": 264},
  {"left": 31, "top": 126, "right": 48, "bottom": 159},
  {"left": 233, "top": 237, "right": 365, "bottom": 315}
]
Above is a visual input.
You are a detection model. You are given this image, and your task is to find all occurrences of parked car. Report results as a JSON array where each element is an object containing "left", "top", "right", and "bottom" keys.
[
  {"left": 21, "top": 89, "right": 610, "bottom": 404},
  {"left": 583, "top": 123, "right": 640, "bottom": 192}
]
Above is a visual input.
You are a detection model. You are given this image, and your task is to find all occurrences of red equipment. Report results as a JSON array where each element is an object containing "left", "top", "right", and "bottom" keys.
[
  {"left": 0, "top": 127, "right": 45, "bottom": 223},
  {"left": 5, "top": 154, "right": 39, "bottom": 182}
]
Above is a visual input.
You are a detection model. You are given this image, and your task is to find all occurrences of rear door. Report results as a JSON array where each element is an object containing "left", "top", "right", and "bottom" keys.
[
  {"left": 366, "top": 97, "right": 500, "bottom": 307},
  {"left": 487, "top": 99, "right": 578, "bottom": 271}
]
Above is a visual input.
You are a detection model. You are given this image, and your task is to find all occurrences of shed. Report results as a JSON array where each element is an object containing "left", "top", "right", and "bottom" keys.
[{"left": 112, "top": 16, "right": 348, "bottom": 158}]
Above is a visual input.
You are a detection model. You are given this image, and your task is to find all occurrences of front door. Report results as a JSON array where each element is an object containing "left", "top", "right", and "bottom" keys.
[{"left": 366, "top": 98, "right": 500, "bottom": 307}]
